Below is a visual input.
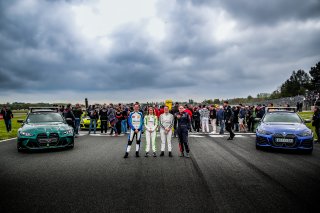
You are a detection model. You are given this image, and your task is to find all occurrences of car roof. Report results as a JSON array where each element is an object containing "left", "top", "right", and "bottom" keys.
[
  {"left": 29, "top": 107, "right": 59, "bottom": 113},
  {"left": 266, "top": 107, "right": 297, "bottom": 113}
]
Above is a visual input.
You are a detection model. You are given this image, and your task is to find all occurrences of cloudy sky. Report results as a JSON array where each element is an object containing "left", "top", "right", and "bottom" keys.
[{"left": 1, "top": 0, "right": 320, "bottom": 104}]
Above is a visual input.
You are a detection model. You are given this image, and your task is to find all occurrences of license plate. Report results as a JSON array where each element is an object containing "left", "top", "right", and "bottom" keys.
[{"left": 275, "top": 138, "right": 294, "bottom": 143}]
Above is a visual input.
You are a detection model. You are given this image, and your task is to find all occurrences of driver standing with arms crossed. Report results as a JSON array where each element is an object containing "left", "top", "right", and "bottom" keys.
[{"left": 176, "top": 105, "right": 191, "bottom": 158}]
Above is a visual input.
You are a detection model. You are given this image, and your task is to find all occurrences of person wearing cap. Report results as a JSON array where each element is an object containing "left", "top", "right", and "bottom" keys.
[{"left": 1, "top": 105, "right": 13, "bottom": 132}]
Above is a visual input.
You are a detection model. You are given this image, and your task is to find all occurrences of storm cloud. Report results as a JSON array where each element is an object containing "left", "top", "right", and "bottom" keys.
[{"left": 0, "top": 0, "right": 320, "bottom": 103}]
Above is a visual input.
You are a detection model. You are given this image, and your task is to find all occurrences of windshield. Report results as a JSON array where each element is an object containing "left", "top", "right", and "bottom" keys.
[
  {"left": 27, "top": 113, "right": 65, "bottom": 123},
  {"left": 263, "top": 113, "right": 302, "bottom": 123}
]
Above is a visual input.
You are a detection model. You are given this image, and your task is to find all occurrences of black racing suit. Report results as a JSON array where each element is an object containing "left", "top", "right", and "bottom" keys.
[
  {"left": 99, "top": 109, "right": 109, "bottom": 133},
  {"left": 176, "top": 112, "right": 191, "bottom": 153},
  {"left": 224, "top": 106, "right": 235, "bottom": 139}
]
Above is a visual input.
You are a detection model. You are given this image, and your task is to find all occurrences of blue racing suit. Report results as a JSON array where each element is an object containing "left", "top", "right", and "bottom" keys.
[{"left": 126, "top": 111, "right": 144, "bottom": 153}]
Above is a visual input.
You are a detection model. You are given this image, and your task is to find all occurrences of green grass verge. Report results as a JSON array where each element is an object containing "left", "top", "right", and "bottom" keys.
[
  {"left": 0, "top": 114, "right": 26, "bottom": 140},
  {"left": 298, "top": 111, "right": 317, "bottom": 140}
]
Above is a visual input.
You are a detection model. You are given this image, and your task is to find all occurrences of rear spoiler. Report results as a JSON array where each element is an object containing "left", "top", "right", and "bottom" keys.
[
  {"left": 29, "top": 107, "right": 59, "bottom": 113},
  {"left": 266, "top": 107, "right": 297, "bottom": 113}
]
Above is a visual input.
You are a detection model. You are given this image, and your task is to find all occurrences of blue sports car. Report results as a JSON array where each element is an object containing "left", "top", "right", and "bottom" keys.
[{"left": 256, "top": 108, "right": 313, "bottom": 154}]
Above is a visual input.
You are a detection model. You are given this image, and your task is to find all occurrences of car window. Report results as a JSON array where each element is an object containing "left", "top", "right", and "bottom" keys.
[
  {"left": 27, "top": 113, "right": 64, "bottom": 123},
  {"left": 263, "top": 113, "right": 302, "bottom": 123}
]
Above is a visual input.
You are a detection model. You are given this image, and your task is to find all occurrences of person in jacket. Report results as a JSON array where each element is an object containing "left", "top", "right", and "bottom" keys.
[
  {"left": 1, "top": 105, "right": 13, "bottom": 132},
  {"left": 99, "top": 105, "right": 109, "bottom": 134},
  {"left": 108, "top": 104, "right": 117, "bottom": 136},
  {"left": 200, "top": 105, "right": 210, "bottom": 133},
  {"left": 121, "top": 106, "right": 128, "bottom": 134},
  {"left": 170, "top": 102, "right": 179, "bottom": 137},
  {"left": 124, "top": 104, "right": 144, "bottom": 158},
  {"left": 115, "top": 106, "right": 123, "bottom": 136},
  {"left": 209, "top": 105, "right": 217, "bottom": 134},
  {"left": 224, "top": 101, "right": 235, "bottom": 140},
  {"left": 144, "top": 107, "right": 158, "bottom": 157},
  {"left": 184, "top": 105, "right": 193, "bottom": 132},
  {"left": 312, "top": 107, "right": 320, "bottom": 143},
  {"left": 233, "top": 106, "right": 240, "bottom": 132},
  {"left": 238, "top": 105, "right": 247, "bottom": 133},
  {"left": 192, "top": 107, "right": 201, "bottom": 132},
  {"left": 176, "top": 105, "right": 191, "bottom": 158},
  {"left": 217, "top": 106, "right": 225, "bottom": 134},
  {"left": 73, "top": 103, "right": 83, "bottom": 135},
  {"left": 63, "top": 104, "right": 75, "bottom": 130},
  {"left": 88, "top": 105, "right": 99, "bottom": 134},
  {"left": 159, "top": 106, "right": 174, "bottom": 157}
]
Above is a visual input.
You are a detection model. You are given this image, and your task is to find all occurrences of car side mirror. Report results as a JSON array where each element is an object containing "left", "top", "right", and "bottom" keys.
[
  {"left": 17, "top": 119, "right": 24, "bottom": 123},
  {"left": 304, "top": 119, "right": 311, "bottom": 123},
  {"left": 254, "top": 118, "right": 261, "bottom": 122}
]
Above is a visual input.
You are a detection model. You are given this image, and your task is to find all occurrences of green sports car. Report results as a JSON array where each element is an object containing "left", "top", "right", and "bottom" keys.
[{"left": 17, "top": 108, "right": 74, "bottom": 152}]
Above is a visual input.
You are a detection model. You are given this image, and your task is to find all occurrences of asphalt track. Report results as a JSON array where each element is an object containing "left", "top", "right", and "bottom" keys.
[{"left": 0, "top": 131, "right": 320, "bottom": 213}]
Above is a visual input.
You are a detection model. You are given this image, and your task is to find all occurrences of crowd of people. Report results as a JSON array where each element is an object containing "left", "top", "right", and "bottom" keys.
[
  {"left": 55, "top": 101, "right": 273, "bottom": 158},
  {"left": 2, "top": 100, "right": 320, "bottom": 157}
]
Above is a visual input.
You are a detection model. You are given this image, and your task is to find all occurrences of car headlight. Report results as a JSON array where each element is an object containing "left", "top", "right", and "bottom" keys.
[
  {"left": 257, "top": 129, "right": 272, "bottom": 135},
  {"left": 297, "top": 130, "right": 312, "bottom": 137},
  {"left": 19, "top": 131, "right": 34, "bottom": 137},
  {"left": 63, "top": 129, "right": 73, "bottom": 135}
]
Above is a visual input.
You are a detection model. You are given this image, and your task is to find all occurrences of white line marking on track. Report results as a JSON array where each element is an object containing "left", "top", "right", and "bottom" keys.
[
  {"left": 0, "top": 138, "right": 16, "bottom": 143},
  {"left": 189, "top": 135, "right": 205, "bottom": 138}
]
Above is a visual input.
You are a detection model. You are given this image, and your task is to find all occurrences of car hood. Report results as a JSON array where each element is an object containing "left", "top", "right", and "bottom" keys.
[
  {"left": 20, "top": 122, "right": 71, "bottom": 133},
  {"left": 260, "top": 122, "right": 309, "bottom": 134}
]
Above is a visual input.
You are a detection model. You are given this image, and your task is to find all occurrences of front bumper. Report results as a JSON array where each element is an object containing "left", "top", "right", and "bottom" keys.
[
  {"left": 17, "top": 135, "right": 74, "bottom": 150},
  {"left": 256, "top": 133, "right": 313, "bottom": 150}
]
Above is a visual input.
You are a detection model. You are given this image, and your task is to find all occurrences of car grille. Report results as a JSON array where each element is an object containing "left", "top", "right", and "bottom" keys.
[
  {"left": 256, "top": 136, "right": 269, "bottom": 145},
  {"left": 37, "top": 133, "right": 59, "bottom": 147},
  {"left": 272, "top": 134, "right": 297, "bottom": 148}
]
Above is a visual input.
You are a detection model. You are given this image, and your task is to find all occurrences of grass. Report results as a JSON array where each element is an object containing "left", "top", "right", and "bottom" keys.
[
  {"left": 0, "top": 114, "right": 27, "bottom": 140},
  {"left": 298, "top": 111, "right": 317, "bottom": 140}
]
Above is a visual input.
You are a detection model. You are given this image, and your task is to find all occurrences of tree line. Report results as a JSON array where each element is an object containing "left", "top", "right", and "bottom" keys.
[{"left": 269, "top": 61, "right": 320, "bottom": 99}]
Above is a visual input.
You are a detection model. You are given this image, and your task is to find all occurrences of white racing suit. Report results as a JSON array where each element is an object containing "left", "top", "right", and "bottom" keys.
[
  {"left": 144, "top": 115, "right": 158, "bottom": 152},
  {"left": 159, "top": 113, "right": 174, "bottom": 152},
  {"left": 126, "top": 111, "right": 144, "bottom": 153}
]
